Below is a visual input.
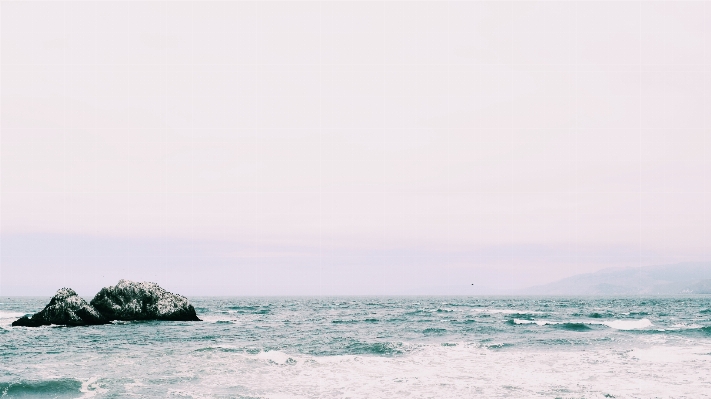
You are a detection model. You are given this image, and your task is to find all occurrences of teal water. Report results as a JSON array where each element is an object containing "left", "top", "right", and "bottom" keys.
[{"left": 2, "top": 297, "right": 711, "bottom": 398}]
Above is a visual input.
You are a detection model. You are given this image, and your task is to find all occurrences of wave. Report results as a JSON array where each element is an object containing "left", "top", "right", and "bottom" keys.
[
  {"left": 227, "top": 305, "right": 269, "bottom": 311},
  {"left": 0, "top": 378, "right": 83, "bottom": 398},
  {"left": 0, "top": 311, "right": 27, "bottom": 319},
  {"left": 332, "top": 319, "right": 358, "bottom": 324},
  {"left": 255, "top": 350, "right": 298, "bottom": 365},
  {"left": 227, "top": 305, "right": 270, "bottom": 314},
  {"left": 486, "top": 342, "right": 514, "bottom": 349},
  {"left": 472, "top": 309, "right": 545, "bottom": 315},
  {"left": 404, "top": 308, "right": 456, "bottom": 315},
  {"left": 602, "top": 319, "right": 653, "bottom": 330},
  {"left": 194, "top": 345, "right": 243, "bottom": 353},
  {"left": 554, "top": 322, "right": 593, "bottom": 331},
  {"left": 511, "top": 319, "right": 548, "bottom": 326},
  {"left": 332, "top": 318, "right": 385, "bottom": 324},
  {"left": 509, "top": 313, "right": 535, "bottom": 320},
  {"left": 198, "top": 315, "right": 239, "bottom": 324},
  {"left": 628, "top": 311, "right": 650, "bottom": 316},
  {"left": 665, "top": 325, "right": 711, "bottom": 336},
  {"left": 510, "top": 318, "right": 653, "bottom": 330},
  {"left": 251, "top": 342, "right": 416, "bottom": 361},
  {"left": 670, "top": 323, "right": 703, "bottom": 329},
  {"left": 344, "top": 341, "right": 410, "bottom": 356},
  {"left": 0, "top": 311, "right": 27, "bottom": 328},
  {"left": 440, "top": 302, "right": 472, "bottom": 307},
  {"left": 588, "top": 312, "right": 612, "bottom": 319}
]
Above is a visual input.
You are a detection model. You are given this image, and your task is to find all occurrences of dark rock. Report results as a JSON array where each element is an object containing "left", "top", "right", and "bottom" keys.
[
  {"left": 12, "top": 288, "right": 110, "bottom": 327},
  {"left": 90, "top": 279, "right": 201, "bottom": 321}
]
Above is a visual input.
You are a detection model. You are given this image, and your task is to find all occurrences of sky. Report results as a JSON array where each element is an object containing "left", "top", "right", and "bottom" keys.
[{"left": 1, "top": 1, "right": 710, "bottom": 296}]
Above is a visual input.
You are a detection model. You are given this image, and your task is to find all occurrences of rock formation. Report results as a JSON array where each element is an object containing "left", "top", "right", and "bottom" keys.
[
  {"left": 11, "top": 288, "right": 110, "bottom": 327},
  {"left": 90, "top": 279, "right": 201, "bottom": 321},
  {"left": 12, "top": 280, "right": 201, "bottom": 327}
]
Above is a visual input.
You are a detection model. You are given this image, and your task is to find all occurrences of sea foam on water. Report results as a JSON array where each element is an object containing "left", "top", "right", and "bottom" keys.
[{"left": 2, "top": 296, "right": 710, "bottom": 398}]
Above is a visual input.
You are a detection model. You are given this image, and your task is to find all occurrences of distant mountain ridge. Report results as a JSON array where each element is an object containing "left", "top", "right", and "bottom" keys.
[{"left": 523, "top": 262, "right": 711, "bottom": 295}]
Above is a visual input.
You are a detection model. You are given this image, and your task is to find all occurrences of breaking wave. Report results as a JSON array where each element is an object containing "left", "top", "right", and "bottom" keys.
[
  {"left": 0, "top": 379, "right": 83, "bottom": 398},
  {"left": 511, "top": 318, "right": 653, "bottom": 330},
  {"left": 344, "top": 341, "right": 412, "bottom": 356}
]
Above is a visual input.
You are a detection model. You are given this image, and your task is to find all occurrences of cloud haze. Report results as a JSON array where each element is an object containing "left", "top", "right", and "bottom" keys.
[{"left": 1, "top": 1, "right": 710, "bottom": 295}]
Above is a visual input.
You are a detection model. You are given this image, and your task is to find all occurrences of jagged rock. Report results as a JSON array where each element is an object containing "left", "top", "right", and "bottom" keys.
[
  {"left": 12, "top": 288, "right": 110, "bottom": 327},
  {"left": 11, "top": 280, "right": 201, "bottom": 327},
  {"left": 90, "top": 279, "right": 201, "bottom": 321}
]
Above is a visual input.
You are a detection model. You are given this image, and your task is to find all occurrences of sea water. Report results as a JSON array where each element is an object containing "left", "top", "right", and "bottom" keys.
[{"left": 2, "top": 296, "right": 711, "bottom": 398}]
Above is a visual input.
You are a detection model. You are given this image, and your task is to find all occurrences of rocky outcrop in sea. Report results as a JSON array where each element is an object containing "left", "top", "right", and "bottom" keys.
[
  {"left": 12, "top": 280, "right": 201, "bottom": 327},
  {"left": 11, "top": 288, "right": 110, "bottom": 327},
  {"left": 91, "top": 280, "right": 201, "bottom": 321}
]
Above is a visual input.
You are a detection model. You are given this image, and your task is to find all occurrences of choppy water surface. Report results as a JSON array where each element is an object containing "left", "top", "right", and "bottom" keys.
[{"left": 2, "top": 296, "right": 711, "bottom": 398}]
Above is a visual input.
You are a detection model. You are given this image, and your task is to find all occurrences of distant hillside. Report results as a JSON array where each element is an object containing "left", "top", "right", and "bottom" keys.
[{"left": 523, "top": 262, "right": 711, "bottom": 295}]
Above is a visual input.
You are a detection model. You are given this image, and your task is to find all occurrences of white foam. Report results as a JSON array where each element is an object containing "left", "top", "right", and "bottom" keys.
[
  {"left": 629, "top": 346, "right": 708, "bottom": 363},
  {"left": 602, "top": 318, "right": 653, "bottom": 330},
  {"left": 513, "top": 318, "right": 654, "bottom": 330},
  {"left": 512, "top": 319, "right": 550, "bottom": 326},
  {"left": 473, "top": 309, "right": 544, "bottom": 315},
  {"left": 670, "top": 323, "right": 703, "bottom": 330},
  {"left": 255, "top": 350, "right": 299, "bottom": 365},
  {"left": 0, "top": 311, "right": 26, "bottom": 319},
  {"left": 198, "top": 315, "right": 239, "bottom": 324},
  {"left": 5, "top": 341, "right": 711, "bottom": 398},
  {"left": 0, "top": 311, "right": 27, "bottom": 328},
  {"left": 191, "top": 342, "right": 711, "bottom": 398},
  {"left": 79, "top": 376, "right": 106, "bottom": 398}
]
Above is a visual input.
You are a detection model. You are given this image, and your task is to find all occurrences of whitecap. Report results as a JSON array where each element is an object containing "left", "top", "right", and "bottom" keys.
[
  {"left": 79, "top": 376, "right": 106, "bottom": 398},
  {"left": 0, "top": 311, "right": 27, "bottom": 319},
  {"left": 602, "top": 319, "right": 653, "bottom": 330},
  {"left": 0, "top": 311, "right": 27, "bottom": 328},
  {"left": 255, "top": 350, "right": 299, "bottom": 365},
  {"left": 513, "top": 319, "right": 579, "bottom": 327},
  {"left": 512, "top": 318, "right": 653, "bottom": 330},
  {"left": 473, "top": 309, "right": 545, "bottom": 315},
  {"left": 670, "top": 323, "right": 703, "bottom": 330},
  {"left": 198, "top": 315, "right": 239, "bottom": 324}
]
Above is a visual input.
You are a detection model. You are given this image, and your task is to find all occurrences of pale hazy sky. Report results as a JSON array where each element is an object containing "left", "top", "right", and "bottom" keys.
[{"left": 1, "top": 1, "right": 710, "bottom": 296}]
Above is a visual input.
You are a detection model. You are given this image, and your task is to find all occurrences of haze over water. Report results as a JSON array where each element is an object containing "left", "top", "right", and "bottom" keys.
[{"left": 2, "top": 1, "right": 711, "bottom": 296}]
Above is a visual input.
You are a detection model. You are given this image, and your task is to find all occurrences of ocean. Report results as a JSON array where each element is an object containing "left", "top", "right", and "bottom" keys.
[{"left": 2, "top": 296, "right": 711, "bottom": 398}]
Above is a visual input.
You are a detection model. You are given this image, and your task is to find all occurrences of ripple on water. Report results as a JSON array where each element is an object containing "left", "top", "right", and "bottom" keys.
[{"left": 3, "top": 297, "right": 711, "bottom": 398}]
